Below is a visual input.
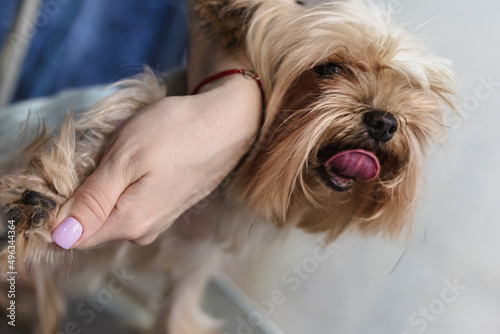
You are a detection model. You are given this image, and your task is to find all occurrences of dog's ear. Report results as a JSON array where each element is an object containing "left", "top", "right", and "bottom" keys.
[
  {"left": 194, "top": 0, "right": 308, "bottom": 49},
  {"left": 391, "top": 49, "right": 460, "bottom": 139},
  {"left": 194, "top": 0, "right": 261, "bottom": 49},
  {"left": 427, "top": 64, "right": 460, "bottom": 136}
]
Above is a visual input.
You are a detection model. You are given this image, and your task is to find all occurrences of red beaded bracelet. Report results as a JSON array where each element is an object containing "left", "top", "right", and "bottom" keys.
[{"left": 192, "top": 69, "right": 264, "bottom": 103}]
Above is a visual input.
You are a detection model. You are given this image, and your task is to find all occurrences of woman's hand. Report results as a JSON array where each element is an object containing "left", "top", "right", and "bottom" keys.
[{"left": 51, "top": 72, "right": 262, "bottom": 249}]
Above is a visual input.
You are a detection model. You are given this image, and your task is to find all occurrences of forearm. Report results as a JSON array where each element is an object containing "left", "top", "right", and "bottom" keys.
[{"left": 186, "top": 9, "right": 262, "bottom": 157}]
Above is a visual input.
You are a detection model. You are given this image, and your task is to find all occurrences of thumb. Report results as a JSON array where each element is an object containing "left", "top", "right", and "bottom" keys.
[{"left": 51, "top": 164, "right": 130, "bottom": 249}]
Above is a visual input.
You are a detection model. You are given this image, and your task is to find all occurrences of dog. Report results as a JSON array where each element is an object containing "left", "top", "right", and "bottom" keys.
[{"left": 0, "top": 0, "right": 458, "bottom": 333}]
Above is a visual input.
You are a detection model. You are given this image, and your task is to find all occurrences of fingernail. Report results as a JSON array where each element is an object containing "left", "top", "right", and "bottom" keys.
[{"left": 52, "top": 217, "right": 83, "bottom": 249}]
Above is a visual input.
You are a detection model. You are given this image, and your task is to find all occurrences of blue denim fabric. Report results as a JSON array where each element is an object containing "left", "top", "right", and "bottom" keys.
[
  {"left": 0, "top": 1, "right": 19, "bottom": 51},
  {"left": 0, "top": 0, "right": 188, "bottom": 102}
]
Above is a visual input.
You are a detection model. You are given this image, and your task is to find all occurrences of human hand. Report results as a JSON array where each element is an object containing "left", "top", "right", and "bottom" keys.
[{"left": 51, "top": 74, "right": 261, "bottom": 249}]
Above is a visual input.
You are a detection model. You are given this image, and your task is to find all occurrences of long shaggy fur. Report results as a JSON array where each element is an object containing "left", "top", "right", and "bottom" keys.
[
  {"left": 1, "top": 1, "right": 457, "bottom": 333},
  {"left": 219, "top": 0, "right": 457, "bottom": 241}
]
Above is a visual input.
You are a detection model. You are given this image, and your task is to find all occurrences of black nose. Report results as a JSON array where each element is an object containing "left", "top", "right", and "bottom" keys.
[{"left": 363, "top": 110, "right": 398, "bottom": 142}]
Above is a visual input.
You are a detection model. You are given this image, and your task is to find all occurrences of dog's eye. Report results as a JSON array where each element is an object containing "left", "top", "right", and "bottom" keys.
[{"left": 314, "top": 63, "right": 344, "bottom": 78}]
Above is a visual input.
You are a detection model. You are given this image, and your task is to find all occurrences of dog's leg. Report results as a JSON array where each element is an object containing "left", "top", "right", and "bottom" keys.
[
  {"left": 34, "top": 268, "right": 65, "bottom": 334},
  {"left": 0, "top": 69, "right": 167, "bottom": 267},
  {"left": 0, "top": 69, "right": 167, "bottom": 332},
  {"left": 151, "top": 239, "right": 222, "bottom": 334}
]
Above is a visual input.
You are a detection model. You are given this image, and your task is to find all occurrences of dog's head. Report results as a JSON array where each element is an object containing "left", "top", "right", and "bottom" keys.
[{"left": 234, "top": 1, "right": 458, "bottom": 240}]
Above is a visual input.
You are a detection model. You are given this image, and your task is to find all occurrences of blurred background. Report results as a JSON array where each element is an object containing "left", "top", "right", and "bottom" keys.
[
  {"left": 0, "top": 0, "right": 188, "bottom": 106},
  {"left": 1, "top": 0, "right": 499, "bottom": 333}
]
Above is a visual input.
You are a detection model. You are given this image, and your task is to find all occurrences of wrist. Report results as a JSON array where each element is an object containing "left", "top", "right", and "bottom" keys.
[
  {"left": 187, "top": 21, "right": 253, "bottom": 93},
  {"left": 188, "top": 48, "right": 252, "bottom": 93},
  {"left": 202, "top": 74, "right": 262, "bottom": 128},
  {"left": 193, "top": 69, "right": 262, "bottom": 97},
  {"left": 190, "top": 74, "right": 262, "bottom": 157}
]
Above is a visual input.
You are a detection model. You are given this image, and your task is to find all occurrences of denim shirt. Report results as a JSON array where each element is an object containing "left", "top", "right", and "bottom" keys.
[{"left": 0, "top": 0, "right": 188, "bottom": 102}]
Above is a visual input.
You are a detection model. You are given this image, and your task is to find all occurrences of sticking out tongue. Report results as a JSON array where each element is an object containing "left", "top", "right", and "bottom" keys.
[{"left": 325, "top": 149, "right": 380, "bottom": 187}]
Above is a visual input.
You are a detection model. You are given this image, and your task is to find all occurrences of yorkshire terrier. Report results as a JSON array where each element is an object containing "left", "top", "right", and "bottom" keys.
[{"left": 0, "top": 0, "right": 457, "bottom": 333}]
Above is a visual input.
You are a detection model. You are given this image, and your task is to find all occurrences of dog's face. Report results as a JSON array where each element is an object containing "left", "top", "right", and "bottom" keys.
[{"left": 234, "top": 1, "right": 457, "bottom": 240}]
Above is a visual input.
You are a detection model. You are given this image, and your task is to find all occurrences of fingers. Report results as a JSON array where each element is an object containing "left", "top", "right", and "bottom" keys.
[
  {"left": 129, "top": 233, "right": 160, "bottom": 247},
  {"left": 52, "top": 162, "right": 132, "bottom": 249},
  {"left": 75, "top": 176, "right": 164, "bottom": 248}
]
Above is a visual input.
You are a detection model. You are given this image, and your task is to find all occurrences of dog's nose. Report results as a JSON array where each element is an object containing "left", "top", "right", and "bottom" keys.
[{"left": 363, "top": 110, "right": 398, "bottom": 142}]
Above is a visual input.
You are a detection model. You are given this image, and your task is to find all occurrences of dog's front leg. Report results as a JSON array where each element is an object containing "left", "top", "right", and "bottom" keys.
[
  {"left": 34, "top": 267, "right": 65, "bottom": 334},
  {"left": 151, "top": 242, "right": 222, "bottom": 334}
]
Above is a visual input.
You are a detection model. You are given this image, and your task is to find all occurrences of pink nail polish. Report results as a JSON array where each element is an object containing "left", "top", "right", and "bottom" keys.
[{"left": 52, "top": 217, "right": 83, "bottom": 249}]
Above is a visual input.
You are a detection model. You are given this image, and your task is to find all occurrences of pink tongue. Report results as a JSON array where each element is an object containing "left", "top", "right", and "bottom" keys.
[{"left": 326, "top": 149, "right": 380, "bottom": 181}]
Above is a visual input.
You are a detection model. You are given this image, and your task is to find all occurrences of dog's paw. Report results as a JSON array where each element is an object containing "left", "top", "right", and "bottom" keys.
[
  {"left": 0, "top": 187, "right": 61, "bottom": 270},
  {"left": 2, "top": 190, "right": 57, "bottom": 235}
]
